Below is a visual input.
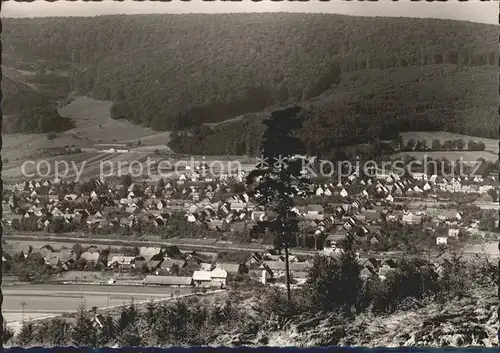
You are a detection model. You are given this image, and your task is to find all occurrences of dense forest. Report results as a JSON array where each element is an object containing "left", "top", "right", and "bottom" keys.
[
  {"left": 1, "top": 76, "right": 52, "bottom": 115},
  {"left": 2, "top": 75, "right": 74, "bottom": 133},
  {"left": 2, "top": 14, "right": 497, "bottom": 153},
  {"left": 170, "top": 64, "right": 497, "bottom": 157}
]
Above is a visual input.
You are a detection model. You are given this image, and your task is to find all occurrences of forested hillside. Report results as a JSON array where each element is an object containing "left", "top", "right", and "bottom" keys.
[
  {"left": 2, "top": 73, "right": 74, "bottom": 133},
  {"left": 3, "top": 14, "right": 497, "bottom": 153}
]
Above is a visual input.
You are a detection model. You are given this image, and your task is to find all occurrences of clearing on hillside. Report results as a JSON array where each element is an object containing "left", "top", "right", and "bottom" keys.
[
  {"left": 58, "top": 96, "right": 170, "bottom": 144},
  {"left": 3, "top": 96, "right": 171, "bottom": 162}
]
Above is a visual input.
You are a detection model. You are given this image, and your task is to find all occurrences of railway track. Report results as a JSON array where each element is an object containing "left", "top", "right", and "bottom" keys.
[{"left": 4, "top": 232, "right": 494, "bottom": 260}]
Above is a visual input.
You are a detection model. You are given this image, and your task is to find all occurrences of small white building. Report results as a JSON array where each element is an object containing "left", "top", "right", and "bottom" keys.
[
  {"left": 210, "top": 268, "right": 228, "bottom": 288},
  {"left": 436, "top": 236, "right": 448, "bottom": 246}
]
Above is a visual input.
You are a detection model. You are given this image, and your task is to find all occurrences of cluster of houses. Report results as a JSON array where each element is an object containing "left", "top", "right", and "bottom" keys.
[
  {"left": 312, "top": 171, "right": 496, "bottom": 200},
  {"left": 3, "top": 241, "right": 316, "bottom": 287},
  {"left": 356, "top": 254, "right": 454, "bottom": 281},
  {"left": 319, "top": 197, "right": 471, "bottom": 249},
  {"left": 4, "top": 238, "right": 461, "bottom": 288},
  {"left": 306, "top": 169, "right": 496, "bottom": 248},
  {"left": 2, "top": 176, "right": 259, "bottom": 234}
]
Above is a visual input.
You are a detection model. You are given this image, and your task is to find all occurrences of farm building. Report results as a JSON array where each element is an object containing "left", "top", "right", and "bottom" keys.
[{"left": 210, "top": 268, "right": 228, "bottom": 288}]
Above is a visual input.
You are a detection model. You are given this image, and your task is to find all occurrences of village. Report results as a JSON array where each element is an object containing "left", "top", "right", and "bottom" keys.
[{"left": 1, "top": 155, "right": 499, "bottom": 290}]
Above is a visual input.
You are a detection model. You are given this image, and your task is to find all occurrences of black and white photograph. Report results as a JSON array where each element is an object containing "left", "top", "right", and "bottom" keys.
[{"left": 0, "top": 0, "right": 499, "bottom": 348}]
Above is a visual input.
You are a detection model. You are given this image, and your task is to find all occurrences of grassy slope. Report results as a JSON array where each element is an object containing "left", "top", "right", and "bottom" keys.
[{"left": 2, "top": 96, "right": 170, "bottom": 166}]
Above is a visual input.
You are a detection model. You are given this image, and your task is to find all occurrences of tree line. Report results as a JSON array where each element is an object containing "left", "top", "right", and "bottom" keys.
[{"left": 404, "top": 138, "right": 487, "bottom": 152}]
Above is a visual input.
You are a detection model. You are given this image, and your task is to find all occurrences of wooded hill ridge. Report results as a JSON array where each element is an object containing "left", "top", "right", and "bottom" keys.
[{"left": 2, "top": 14, "right": 497, "bottom": 154}]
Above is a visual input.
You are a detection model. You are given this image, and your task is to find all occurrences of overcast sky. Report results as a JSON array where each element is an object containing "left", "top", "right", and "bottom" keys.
[{"left": 2, "top": 0, "right": 498, "bottom": 24}]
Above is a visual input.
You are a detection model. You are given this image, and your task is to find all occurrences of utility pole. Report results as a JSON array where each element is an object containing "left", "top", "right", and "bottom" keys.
[
  {"left": 284, "top": 238, "right": 291, "bottom": 303},
  {"left": 21, "top": 302, "right": 26, "bottom": 324}
]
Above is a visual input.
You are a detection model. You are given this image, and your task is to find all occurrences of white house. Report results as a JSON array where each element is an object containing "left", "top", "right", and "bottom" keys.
[
  {"left": 436, "top": 236, "right": 448, "bottom": 246},
  {"left": 192, "top": 270, "right": 212, "bottom": 287}
]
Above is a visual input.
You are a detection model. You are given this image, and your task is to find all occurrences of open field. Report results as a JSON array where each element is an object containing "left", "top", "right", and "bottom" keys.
[
  {"left": 3, "top": 133, "right": 88, "bottom": 163},
  {"left": 3, "top": 96, "right": 171, "bottom": 162},
  {"left": 123, "top": 133, "right": 172, "bottom": 146},
  {"left": 58, "top": 96, "right": 167, "bottom": 144},
  {"left": 2, "top": 150, "right": 256, "bottom": 182},
  {"left": 3, "top": 151, "right": 154, "bottom": 181},
  {"left": 3, "top": 283, "right": 197, "bottom": 333},
  {"left": 400, "top": 131, "right": 498, "bottom": 153},
  {"left": 3, "top": 284, "right": 196, "bottom": 314}
]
